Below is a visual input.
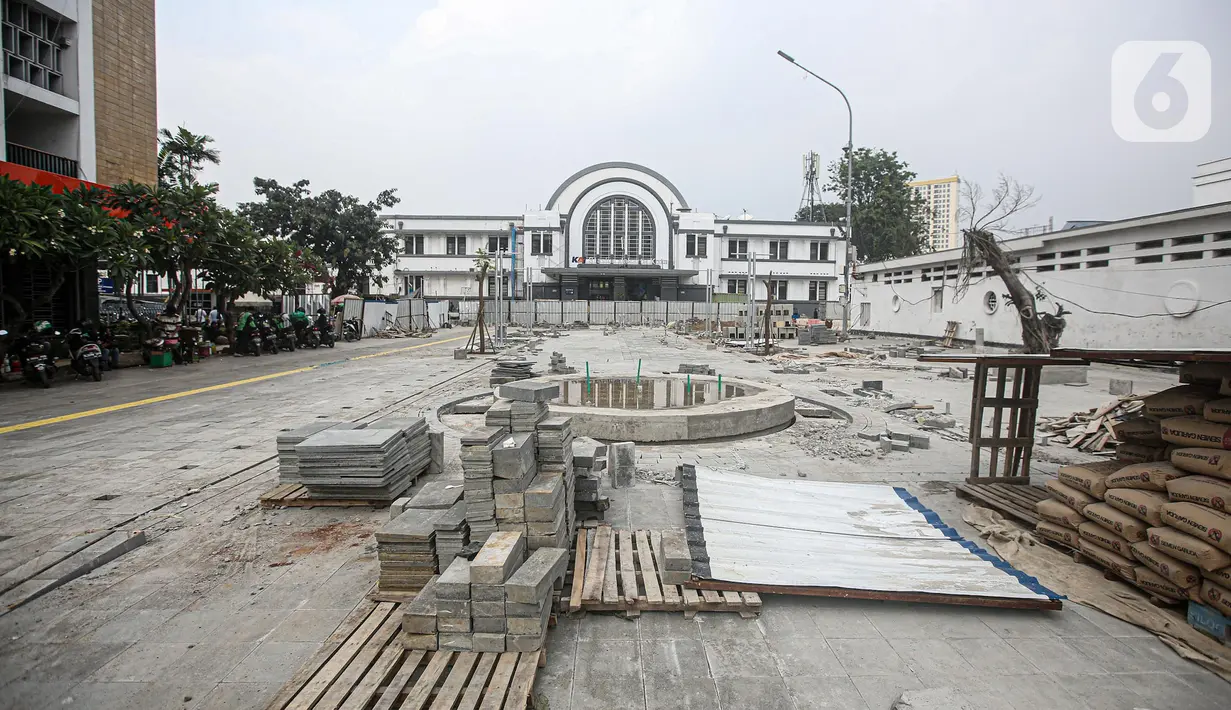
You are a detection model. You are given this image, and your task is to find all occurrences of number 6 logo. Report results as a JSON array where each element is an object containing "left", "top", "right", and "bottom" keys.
[{"left": 1112, "top": 41, "right": 1211, "bottom": 143}]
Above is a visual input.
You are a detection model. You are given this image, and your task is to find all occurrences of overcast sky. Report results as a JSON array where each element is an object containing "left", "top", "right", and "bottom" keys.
[{"left": 157, "top": 0, "right": 1229, "bottom": 229}]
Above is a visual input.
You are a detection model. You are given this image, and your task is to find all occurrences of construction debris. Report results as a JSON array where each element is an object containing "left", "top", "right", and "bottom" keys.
[{"left": 1036, "top": 394, "right": 1144, "bottom": 453}]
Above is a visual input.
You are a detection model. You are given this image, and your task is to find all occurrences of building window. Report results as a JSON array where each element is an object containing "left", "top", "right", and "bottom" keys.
[
  {"left": 1086, "top": 260, "right": 1109, "bottom": 268},
  {"left": 1136, "top": 239, "right": 1164, "bottom": 250},
  {"left": 406, "top": 234, "right": 425, "bottom": 255},
  {"left": 1215, "top": 249, "right": 1231, "bottom": 258},
  {"left": 487, "top": 235, "right": 510, "bottom": 254},
  {"left": 1173, "top": 235, "right": 1205, "bottom": 246},
  {"left": 581, "top": 196, "right": 654, "bottom": 258},
  {"left": 2, "top": 1, "right": 65, "bottom": 95},
  {"left": 767, "top": 280, "right": 788, "bottom": 300},
  {"left": 727, "top": 278, "right": 747, "bottom": 294},
  {"left": 1036, "top": 265, "right": 1055, "bottom": 272},
  {"left": 1036, "top": 253, "right": 1055, "bottom": 261},
  {"left": 1172, "top": 251, "right": 1204, "bottom": 261},
  {"left": 728, "top": 239, "right": 748, "bottom": 259},
  {"left": 768, "top": 240, "right": 789, "bottom": 260},
  {"left": 1087, "top": 246, "right": 1110, "bottom": 255},
  {"left": 686, "top": 234, "right": 707, "bottom": 257},
  {"left": 144, "top": 273, "right": 159, "bottom": 293},
  {"left": 486, "top": 275, "right": 496, "bottom": 296},
  {"left": 930, "top": 287, "right": 943, "bottom": 313},
  {"left": 1060, "top": 250, "right": 1081, "bottom": 258},
  {"left": 531, "top": 232, "right": 552, "bottom": 255},
  {"left": 1135, "top": 255, "right": 1163, "bottom": 264},
  {"left": 1215, "top": 232, "right": 1231, "bottom": 242},
  {"left": 808, "top": 280, "right": 827, "bottom": 301},
  {"left": 446, "top": 235, "right": 466, "bottom": 255},
  {"left": 809, "top": 241, "right": 829, "bottom": 261},
  {"left": 1060, "top": 263, "right": 1080, "bottom": 270},
  {"left": 404, "top": 275, "right": 424, "bottom": 295}
]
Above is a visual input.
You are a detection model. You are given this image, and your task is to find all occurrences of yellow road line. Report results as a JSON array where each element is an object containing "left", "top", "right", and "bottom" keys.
[{"left": 0, "top": 335, "right": 469, "bottom": 436}]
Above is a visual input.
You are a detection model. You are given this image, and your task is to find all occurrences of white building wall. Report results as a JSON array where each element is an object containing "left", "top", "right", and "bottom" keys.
[
  {"left": 1193, "top": 158, "right": 1231, "bottom": 207},
  {"left": 854, "top": 203, "right": 1231, "bottom": 348}
]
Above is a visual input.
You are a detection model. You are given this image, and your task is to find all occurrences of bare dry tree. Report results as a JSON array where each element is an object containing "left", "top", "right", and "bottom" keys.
[{"left": 956, "top": 175, "right": 1067, "bottom": 353}]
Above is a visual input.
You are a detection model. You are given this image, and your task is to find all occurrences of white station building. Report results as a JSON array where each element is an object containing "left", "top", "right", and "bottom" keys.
[{"left": 380, "top": 162, "right": 847, "bottom": 316}]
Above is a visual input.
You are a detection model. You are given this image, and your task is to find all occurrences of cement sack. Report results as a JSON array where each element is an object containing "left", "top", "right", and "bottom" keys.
[
  {"left": 1058, "top": 460, "right": 1122, "bottom": 499},
  {"left": 1035, "top": 521, "right": 1079, "bottom": 548},
  {"left": 1170, "top": 447, "right": 1231, "bottom": 479},
  {"left": 1133, "top": 566, "right": 1190, "bottom": 602},
  {"left": 1104, "top": 488, "right": 1168, "bottom": 526},
  {"left": 1116, "top": 443, "right": 1171, "bottom": 464},
  {"left": 1203, "top": 565, "right": 1231, "bottom": 588},
  {"left": 1224, "top": 375, "right": 1231, "bottom": 397},
  {"left": 1078, "top": 538, "right": 1137, "bottom": 581},
  {"left": 1200, "top": 580, "right": 1231, "bottom": 617},
  {"left": 1044, "top": 478, "right": 1097, "bottom": 512},
  {"left": 1166, "top": 475, "right": 1231, "bottom": 513},
  {"left": 1112, "top": 417, "right": 1164, "bottom": 445},
  {"left": 1160, "top": 416, "right": 1231, "bottom": 450},
  {"left": 1147, "top": 526, "right": 1231, "bottom": 571},
  {"left": 1130, "top": 540, "right": 1202, "bottom": 590},
  {"left": 1178, "top": 362, "right": 1231, "bottom": 386},
  {"left": 1204, "top": 398, "right": 1231, "bottom": 424},
  {"left": 1104, "top": 461, "right": 1187, "bottom": 492},
  {"left": 1035, "top": 498, "right": 1084, "bottom": 529},
  {"left": 1078, "top": 521, "right": 1134, "bottom": 557},
  {"left": 1143, "top": 385, "right": 1220, "bottom": 419},
  {"left": 1160, "top": 502, "right": 1231, "bottom": 555},
  {"left": 1083, "top": 502, "right": 1149, "bottom": 542}
]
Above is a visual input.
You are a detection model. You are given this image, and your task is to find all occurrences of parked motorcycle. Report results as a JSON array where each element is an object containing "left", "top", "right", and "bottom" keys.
[
  {"left": 342, "top": 318, "right": 361, "bottom": 342},
  {"left": 315, "top": 311, "right": 336, "bottom": 348},
  {"left": 66, "top": 327, "right": 104, "bottom": 382},
  {"left": 13, "top": 322, "right": 58, "bottom": 388},
  {"left": 258, "top": 316, "right": 280, "bottom": 355},
  {"left": 275, "top": 320, "right": 298, "bottom": 352},
  {"left": 301, "top": 324, "right": 321, "bottom": 349}
]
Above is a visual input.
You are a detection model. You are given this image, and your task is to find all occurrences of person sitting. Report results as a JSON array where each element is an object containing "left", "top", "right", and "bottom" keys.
[
  {"left": 314, "top": 308, "right": 330, "bottom": 333},
  {"left": 290, "top": 306, "right": 311, "bottom": 339}
]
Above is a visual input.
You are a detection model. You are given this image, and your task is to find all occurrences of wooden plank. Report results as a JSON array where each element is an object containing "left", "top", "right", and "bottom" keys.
[
  {"left": 956, "top": 484, "right": 1039, "bottom": 525},
  {"left": 741, "top": 592, "right": 762, "bottom": 608},
  {"left": 976, "top": 437, "right": 1036, "bottom": 448},
  {"left": 456, "top": 653, "right": 499, "bottom": 710},
  {"left": 284, "top": 602, "right": 395, "bottom": 710},
  {"left": 650, "top": 530, "right": 681, "bottom": 608},
  {"left": 265, "top": 600, "right": 378, "bottom": 710},
  {"left": 601, "top": 529, "right": 619, "bottom": 606},
  {"left": 980, "top": 397, "right": 1039, "bottom": 407},
  {"left": 371, "top": 650, "right": 428, "bottom": 710},
  {"left": 969, "top": 362, "right": 987, "bottom": 477},
  {"left": 347, "top": 640, "right": 409, "bottom": 710},
  {"left": 501, "top": 651, "right": 540, "bottom": 710},
  {"left": 700, "top": 589, "right": 722, "bottom": 605},
  {"left": 402, "top": 651, "right": 456, "bottom": 710},
  {"left": 987, "top": 367, "right": 1008, "bottom": 479},
  {"left": 634, "top": 530, "right": 663, "bottom": 605},
  {"left": 568, "top": 528, "right": 587, "bottom": 612},
  {"left": 689, "top": 579, "right": 1062, "bottom": 611},
  {"left": 682, "top": 587, "right": 701, "bottom": 609},
  {"left": 720, "top": 591, "right": 742, "bottom": 608},
  {"left": 477, "top": 653, "right": 519, "bottom": 710},
  {"left": 580, "top": 527, "right": 611, "bottom": 603},
  {"left": 618, "top": 530, "right": 637, "bottom": 606},
  {"left": 314, "top": 610, "right": 404, "bottom": 710},
  {"left": 429, "top": 651, "right": 480, "bottom": 710}
]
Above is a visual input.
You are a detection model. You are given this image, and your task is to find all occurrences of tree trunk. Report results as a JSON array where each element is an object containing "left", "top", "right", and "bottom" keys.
[
  {"left": 964, "top": 229, "right": 1050, "bottom": 353},
  {"left": 123, "top": 279, "right": 152, "bottom": 338}
]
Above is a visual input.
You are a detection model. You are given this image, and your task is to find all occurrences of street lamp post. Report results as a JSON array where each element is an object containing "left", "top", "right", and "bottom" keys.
[{"left": 777, "top": 50, "right": 853, "bottom": 335}]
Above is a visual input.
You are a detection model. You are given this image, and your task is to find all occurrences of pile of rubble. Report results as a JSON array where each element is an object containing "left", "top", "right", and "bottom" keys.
[
  {"left": 1037, "top": 395, "right": 1143, "bottom": 454},
  {"left": 787, "top": 419, "right": 876, "bottom": 460}
]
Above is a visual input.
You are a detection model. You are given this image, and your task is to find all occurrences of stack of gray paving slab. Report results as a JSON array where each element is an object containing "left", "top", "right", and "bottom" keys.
[
  {"left": 461, "top": 426, "right": 506, "bottom": 544},
  {"left": 434, "top": 500, "right": 469, "bottom": 571},
  {"left": 490, "top": 360, "right": 536, "bottom": 386},
  {"left": 492, "top": 431, "right": 538, "bottom": 536},
  {"left": 295, "top": 418, "right": 430, "bottom": 500},
  {"left": 549, "top": 351, "right": 576, "bottom": 374},
  {"left": 275, "top": 421, "right": 347, "bottom": 485},
  {"left": 388, "top": 480, "right": 469, "bottom": 570},
  {"left": 376, "top": 505, "right": 452, "bottom": 594},
  {"left": 572, "top": 437, "right": 610, "bottom": 522},
  {"left": 678, "top": 363, "right": 715, "bottom": 376},
  {"left": 498, "top": 381, "right": 559, "bottom": 432},
  {"left": 428, "top": 430, "right": 445, "bottom": 475},
  {"left": 400, "top": 532, "right": 566, "bottom": 653},
  {"left": 801, "top": 323, "right": 837, "bottom": 345},
  {"left": 484, "top": 399, "right": 512, "bottom": 428},
  {"left": 531, "top": 416, "right": 575, "bottom": 548}
]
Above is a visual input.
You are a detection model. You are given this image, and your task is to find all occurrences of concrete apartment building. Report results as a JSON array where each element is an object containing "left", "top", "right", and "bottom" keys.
[
  {"left": 911, "top": 175, "right": 960, "bottom": 251},
  {"left": 380, "top": 162, "right": 848, "bottom": 317},
  {"left": 1, "top": 0, "right": 156, "bottom": 184},
  {"left": 853, "top": 160, "right": 1231, "bottom": 350}
]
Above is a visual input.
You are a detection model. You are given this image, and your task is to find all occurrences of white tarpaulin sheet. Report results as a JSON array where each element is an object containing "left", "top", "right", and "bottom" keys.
[{"left": 688, "top": 466, "right": 1059, "bottom": 603}]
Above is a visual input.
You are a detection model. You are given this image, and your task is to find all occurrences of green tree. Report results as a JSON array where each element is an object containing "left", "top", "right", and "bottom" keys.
[
  {"left": 157, "top": 126, "right": 221, "bottom": 188},
  {"left": 796, "top": 147, "right": 927, "bottom": 262},
  {"left": 240, "top": 178, "right": 400, "bottom": 298}
]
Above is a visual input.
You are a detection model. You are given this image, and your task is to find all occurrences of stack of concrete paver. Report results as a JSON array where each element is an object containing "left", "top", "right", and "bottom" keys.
[
  {"left": 375, "top": 505, "right": 451, "bottom": 595},
  {"left": 490, "top": 360, "right": 536, "bottom": 386},
  {"left": 275, "top": 421, "right": 344, "bottom": 485},
  {"left": 572, "top": 437, "right": 610, "bottom": 521},
  {"left": 388, "top": 480, "right": 470, "bottom": 572},
  {"left": 493, "top": 431, "right": 538, "bottom": 536},
  {"left": 799, "top": 323, "right": 838, "bottom": 346},
  {"left": 549, "top": 351, "right": 576, "bottom": 374},
  {"left": 435, "top": 501, "right": 469, "bottom": 571},
  {"left": 531, "top": 416, "right": 575, "bottom": 548},
  {"left": 658, "top": 529, "right": 692, "bottom": 585},
  {"left": 461, "top": 426, "right": 506, "bottom": 544},
  {"left": 295, "top": 418, "right": 430, "bottom": 500},
  {"left": 490, "top": 381, "right": 558, "bottom": 432},
  {"left": 400, "top": 531, "right": 568, "bottom": 653},
  {"left": 678, "top": 363, "right": 715, "bottom": 376}
]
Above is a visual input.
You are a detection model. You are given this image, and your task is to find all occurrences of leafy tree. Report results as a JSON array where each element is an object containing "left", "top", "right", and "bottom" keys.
[
  {"left": 240, "top": 178, "right": 400, "bottom": 298},
  {"left": 796, "top": 147, "right": 927, "bottom": 263},
  {"left": 158, "top": 126, "right": 220, "bottom": 188}
]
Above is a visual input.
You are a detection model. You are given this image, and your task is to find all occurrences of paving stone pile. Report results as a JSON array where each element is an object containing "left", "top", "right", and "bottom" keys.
[
  {"left": 275, "top": 420, "right": 345, "bottom": 485},
  {"left": 401, "top": 531, "right": 568, "bottom": 653},
  {"left": 374, "top": 505, "right": 451, "bottom": 594},
  {"left": 798, "top": 323, "right": 838, "bottom": 345},
  {"left": 677, "top": 363, "right": 715, "bottom": 376},
  {"left": 489, "top": 360, "right": 537, "bottom": 386},
  {"left": 461, "top": 426, "right": 506, "bottom": 543},
  {"left": 572, "top": 436, "right": 610, "bottom": 522},
  {"left": 387, "top": 480, "right": 469, "bottom": 572},
  {"left": 548, "top": 351, "right": 576, "bottom": 374},
  {"left": 294, "top": 418, "right": 430, "bottom": 500}
]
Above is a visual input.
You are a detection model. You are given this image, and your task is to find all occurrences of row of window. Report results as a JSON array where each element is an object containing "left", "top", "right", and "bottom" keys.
[
  {"left": 725, "top": 239, "right": 831, "bottom": 261},
  {"left": 725, "top": 279, "right": 829, "bottom": 301},
  {"left": 1034, "top": 248, "right": 1231, "bottom": 271},
  {"left": 402, "top": 234, "right": 546, "bottom": 256}
]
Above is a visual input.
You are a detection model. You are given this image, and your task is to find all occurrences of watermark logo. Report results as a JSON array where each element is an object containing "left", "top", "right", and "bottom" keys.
[{"left": 1112, "top": 41, "right": 1211, "bottom": 142}]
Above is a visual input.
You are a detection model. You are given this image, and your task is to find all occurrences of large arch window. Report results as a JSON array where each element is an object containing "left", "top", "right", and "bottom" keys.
[{"left": 582, "top": 196, "right": 655, "bottom": 259}]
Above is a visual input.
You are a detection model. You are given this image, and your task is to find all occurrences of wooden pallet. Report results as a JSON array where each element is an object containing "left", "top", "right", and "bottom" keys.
[
  {"left": 260, "top": 483, "right": 392, "bottom": 509},
  {"left": 955, "top": 482, "right": 1049, "bottom": 526},
  {"left": 266, "top": 600, "right": 543, "bottom": 710},
  {"left": 565, "top": 526, "right": 761, "bottom": 618}
]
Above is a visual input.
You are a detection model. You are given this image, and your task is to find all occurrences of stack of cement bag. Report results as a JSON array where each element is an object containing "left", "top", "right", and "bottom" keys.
[{"left": 1035, "top": 373, "right": 1231, "bottom": 615}]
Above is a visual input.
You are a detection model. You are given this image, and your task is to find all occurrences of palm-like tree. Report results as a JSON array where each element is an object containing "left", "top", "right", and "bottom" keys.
[{"left": 157, "top": 127, "right": 220, "bottom": 188}]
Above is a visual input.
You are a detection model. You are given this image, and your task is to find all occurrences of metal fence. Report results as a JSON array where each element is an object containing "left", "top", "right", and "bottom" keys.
[{"left": 456, "top": 299, "right": 846, "bottom": 327}]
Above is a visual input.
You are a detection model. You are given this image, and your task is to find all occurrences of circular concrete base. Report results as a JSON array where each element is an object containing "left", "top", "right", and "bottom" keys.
[{"left": 543, "top": 373, "right": 795, "bottom": 443}]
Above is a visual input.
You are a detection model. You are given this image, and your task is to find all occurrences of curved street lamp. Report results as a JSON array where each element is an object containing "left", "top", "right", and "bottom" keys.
[{"left": 777, "top": 50, "right": 853, "bottom": 335}]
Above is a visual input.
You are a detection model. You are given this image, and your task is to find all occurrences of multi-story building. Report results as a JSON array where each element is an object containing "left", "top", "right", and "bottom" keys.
[
  {"left": 910, "top": 175, "right": 961, "bottom": 251},
  {"left": 380, "top": 162, "right": 847, "bottom": 317},
  {"left": 0, "top": 0, "right": 157, "bottom": 327}
]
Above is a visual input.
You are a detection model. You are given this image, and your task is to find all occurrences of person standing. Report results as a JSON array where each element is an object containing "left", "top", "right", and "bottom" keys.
[{"left": 195, "top": 306, "right": 208, "bottom": 325}]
